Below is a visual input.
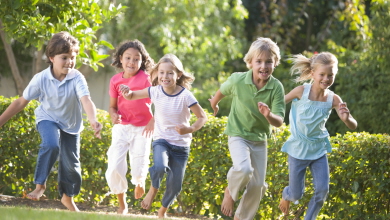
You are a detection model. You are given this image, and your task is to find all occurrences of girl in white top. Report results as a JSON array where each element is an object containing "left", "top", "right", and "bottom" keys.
[{"left": 119, "top": 54, "right": 207, "bottom": 218}]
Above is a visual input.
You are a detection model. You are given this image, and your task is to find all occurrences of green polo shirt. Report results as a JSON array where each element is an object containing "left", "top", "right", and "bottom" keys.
[{"left": 220, "top": 70, "right": 285, "bottom": 141}]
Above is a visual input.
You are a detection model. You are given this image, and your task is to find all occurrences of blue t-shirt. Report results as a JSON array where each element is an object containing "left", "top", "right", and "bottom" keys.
[
  {"left": 281, "top": 83, "right": 334, "bottom": 160},
  {"left": 23, "top": 67, "right": 90, "bottom": 134}
]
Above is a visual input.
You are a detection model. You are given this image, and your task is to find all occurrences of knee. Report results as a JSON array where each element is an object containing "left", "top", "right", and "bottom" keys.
[
  {"left": 42, "top": 142, "right": 60, "bottom": 152},
  {"left": 151, "top": 164, "right": 168, "bottom": 176},
  {"left": 235, "top": 164, "right": 253, "bottom": 179},
  {"left": 315, "top": 185, "right": 329, "bottom": 200}
]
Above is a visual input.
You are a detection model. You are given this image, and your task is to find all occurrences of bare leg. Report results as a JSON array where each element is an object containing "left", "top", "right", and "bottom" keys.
[
  {"left": 158, "top": 206, "right": 168, "bottom": 218},
  {"left": 221, "top": 187, "right": 234, "bottom": 217},
  {"left": 117, "top": 193, "right": 128, "bottom": 214},
  {"left": 61, "top": 193, "right": 79, "bottom": 212},
  {"left": 279, "top": 198, "right": 290, "bottom": 216},
  {"left": 134, "top": 184, "right": 145, "bottom": 199},
  {"left": 141, "top": 186, "right": 158, "bottom": 210},
  {"left": 26, "top": 184, "right": 46, "bottom": 201},
  {"left": 234, "top": 215, "right": 240, "bottom": 220}
]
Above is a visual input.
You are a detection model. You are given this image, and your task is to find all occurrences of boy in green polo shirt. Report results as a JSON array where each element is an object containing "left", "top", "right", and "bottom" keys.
[{"left": 209, "top": 37, "right": 285, "bottom": 220}]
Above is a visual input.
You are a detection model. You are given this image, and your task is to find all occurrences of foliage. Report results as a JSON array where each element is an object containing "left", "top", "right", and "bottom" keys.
[
  {"left": 0, "top": 0, "right": 126, "bottom": 71},
  {"left": 1, "top": 96, "right": 390, "bottom": 219}
]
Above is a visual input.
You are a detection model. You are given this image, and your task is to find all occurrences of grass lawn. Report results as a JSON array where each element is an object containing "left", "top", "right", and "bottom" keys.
[{"left": 0, "top": 206, "right": 156, "bottom": 220}]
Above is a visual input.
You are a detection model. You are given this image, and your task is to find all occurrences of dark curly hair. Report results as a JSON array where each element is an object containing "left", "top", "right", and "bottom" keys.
[{"left": 111, "top": 40, "right": 154, "bottom": 72}]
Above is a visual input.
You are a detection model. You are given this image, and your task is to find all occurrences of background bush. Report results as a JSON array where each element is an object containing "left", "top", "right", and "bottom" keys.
[{"left": 1, "top": 96, "right": 389, "bottom": 219}]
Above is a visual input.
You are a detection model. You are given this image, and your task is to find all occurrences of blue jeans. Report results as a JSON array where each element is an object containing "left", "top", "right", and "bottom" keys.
[
  {"left": 35, "top": 120, "right": 81, "bottom": 197},
  {"left": 149, "top": 139, "right": 190, "bottom": 208},
  {"left": 282, "top": 154, "right": 329, "bottom": 220}
]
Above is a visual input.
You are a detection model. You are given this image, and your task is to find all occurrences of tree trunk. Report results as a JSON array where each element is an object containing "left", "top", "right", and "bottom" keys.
[{"left": 0, "top": 19, "right": 25, "bottom": 95}]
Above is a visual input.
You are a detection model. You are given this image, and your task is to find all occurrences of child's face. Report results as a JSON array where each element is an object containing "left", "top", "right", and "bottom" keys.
[
  {"left": 249, "top": 51, "right": 276, "bottom": 82},
  {"left": 157, "top": 62, "right": 181, "bottom": 89},
  {"left": 311, "top": 64, "right": 336, "bottom": 89},
  {"left": 120, "top": 48, "right": 142, "bottom": 77},
  {"left": 49, "top": 51, "right": 77, "bottom": 78}
]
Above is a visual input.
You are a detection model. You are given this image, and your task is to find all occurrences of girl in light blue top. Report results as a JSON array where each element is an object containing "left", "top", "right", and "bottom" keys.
[{"left": 279, "top": 52, "right": 357, "bottom": 220}]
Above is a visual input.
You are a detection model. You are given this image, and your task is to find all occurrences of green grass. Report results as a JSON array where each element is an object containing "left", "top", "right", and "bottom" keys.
[{"left": 0, "top": 206, "right": 155, "bottom": 220}]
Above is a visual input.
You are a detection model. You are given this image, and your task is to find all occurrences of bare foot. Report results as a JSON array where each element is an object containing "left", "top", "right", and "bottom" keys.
[
  {"left": 221, "top": 187, "right": 234, "bottom": 217},
  {"left": 279, "top": 198, "right": 290, "bottom": 216},
  {"left": 158, "top": 206, "right": 168, "bottom": 218},
  {"left": 61, "top": 193, "right": 80, "bottom": 212},
  {"left": 134, "top": 184, "right": 145, "bottom": 199},
  {"left": 27, "top": 184, "right": 46, "bottom": 201},
  {"left": 141, "top": 186, "right": 158, "bottom": 210},
  {"left": 117, "top": 193, "right": 128, "bottom": 214}
]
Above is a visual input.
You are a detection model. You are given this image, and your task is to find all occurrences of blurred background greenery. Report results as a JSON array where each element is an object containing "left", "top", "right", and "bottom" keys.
[{"left": 1, "top": 0, "right": 389, "bottom": 135}]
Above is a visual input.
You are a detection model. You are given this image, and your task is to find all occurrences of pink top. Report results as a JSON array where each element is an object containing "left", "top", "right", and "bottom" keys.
[{"left": 109, "top": 70, "right": 153, "bottom": 126}]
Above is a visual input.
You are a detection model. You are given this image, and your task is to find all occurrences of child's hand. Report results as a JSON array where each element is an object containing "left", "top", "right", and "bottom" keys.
[
  {"left": 208, "top": 95, "right": 219, "bottom": 116},
  {"left": 142, "top": 119, "right": 154, "bottom": 138},
  {"left": 175, "top": 124, "right": 192, "bottom": 135},
  {"left": 338, "top": 102, "right": 351, "bottom": 121},
  {"left": 119, "top": 84, "right": 133, "bottom": 99},
  {"left": 111, "top": 113, "right": 122, "bottom": 124},
  {"left": 91, "top": 121, "right": 103, "bottom": 139},
  {"left": 258, "top": 102, "right": 271, "bottom": 117}
]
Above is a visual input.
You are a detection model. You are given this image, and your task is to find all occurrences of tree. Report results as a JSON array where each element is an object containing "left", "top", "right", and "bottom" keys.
[{"left": 0, "top": 0, "right": 125, "bottom": 94}]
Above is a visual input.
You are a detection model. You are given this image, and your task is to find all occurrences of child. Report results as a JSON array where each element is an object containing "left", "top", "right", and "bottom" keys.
[
  {"left": 105, "top": 40, "right": 155, "bottom": 214},
  {"left": 278, "top": 52, "right": 357, "bottom": 219},
  {"left": 119, "top": 54, "right": 207, "bottom": 218},
  {"left": 209, "top": 37, "right": 285, "bottom": 220},
  {"left": 0, "top": 31, "right": 102, "bottom": 211}
]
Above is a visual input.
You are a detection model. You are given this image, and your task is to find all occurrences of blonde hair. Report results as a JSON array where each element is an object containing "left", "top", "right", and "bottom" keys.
[
  {"left": 289, "top": 52, "right": 338, "bottom": 83},
  {"left": 243, "top": 37, "right": 281, "bottom": 69},
  {"left": 150, "top": 54, "right": 194, "bottom": 90}
]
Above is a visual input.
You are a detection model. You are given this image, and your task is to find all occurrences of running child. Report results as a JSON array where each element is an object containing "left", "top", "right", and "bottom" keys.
[
  {"left": 0, "top": 31, "right": 102, "bottom": 211},
  {"left": 119, "top": 53, "right": 207, "bottom": 218},
  {"left": 278, "top": 52, "right": 357, "bottom": 219},
  {"left": 209, "top": 37, "right": 286, "bottom": 220},
  {"left": 105, "top": 40, "right": 155, "bottom": 214}
]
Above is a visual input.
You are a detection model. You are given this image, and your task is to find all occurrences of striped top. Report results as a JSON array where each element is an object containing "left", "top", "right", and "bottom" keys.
[{"left": 148, "top": 85, "right": 198, "bottom": 147}]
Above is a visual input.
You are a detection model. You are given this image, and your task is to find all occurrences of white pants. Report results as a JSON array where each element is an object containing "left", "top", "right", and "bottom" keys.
[
  {"left": 227, "top": 136, "right": 268, "bottom": 220},
  {"left": 105, "top": 124, "right": 152, "bottom": 194}
]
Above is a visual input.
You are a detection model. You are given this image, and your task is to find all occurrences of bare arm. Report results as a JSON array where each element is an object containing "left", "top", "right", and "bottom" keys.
[
  {"left": 108, "top": 97, "right": 122, "bottom": 124},
  {"left": 0, "top": 97, "right": 30, "bottom": 127},
  {"left": 257, "top": 102, "right": 284, "bottom": 127},
  {"left": 208, "top": 89, "right": 226, "bottom": 116},
  {"left": 119, "top": 85, "right": 149, "bottom": 100},
  {"left": 81, "top": 95, "right": 102, "bottom": 138},
  {"left": 285, "top": 85, "right": 304, "bottom": 104},
  {"left": 175, "top": 104, "right": 208, "bottom": 135},
  {"left": 333, "top": 95, "right": 358, "bottom": 130}
]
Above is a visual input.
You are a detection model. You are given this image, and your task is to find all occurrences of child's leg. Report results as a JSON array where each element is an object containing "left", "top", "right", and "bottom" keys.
[
  {"left": 57, "top": 129, "right": 82, "bottom": 210},
  {"left": 61, "top": 193, "right": 79, "bottom": 212},
  {"left": 221, "top": 187, "right": 234, "bottom": 217},
  {"left": 279, "top": 155, "right": 310, "bottom": 215},
  {"left": 141, "top": 139, "right": 169, "bottom": 210},
  {"left": 28, "top": 121, "right": 61, "bottom": 200},
  {"left": 128, "top": 125, "right": 152, "bottom": 199},
  {"left": 160, "top": 143, "right": 189, "bottom": 210},
  {"left": 117, "top": 193, "right": 128, "bottom": 214},
  {"left": 234, "top": 139, "right": 268, "bottom": 220},
  {"left": 158, "top": 206, "right": 168, "bottom": 218},
  {"left": 304, "top": 155, "right": 329, "bottom": 220}
]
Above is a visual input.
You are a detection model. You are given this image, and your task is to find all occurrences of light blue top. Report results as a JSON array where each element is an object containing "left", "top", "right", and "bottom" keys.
[
  {"left": 23, "top": 67, "right": 90, "bottom": 134},
  {"left": 281, "top": 83, "right": 334, "bottom": 160}
]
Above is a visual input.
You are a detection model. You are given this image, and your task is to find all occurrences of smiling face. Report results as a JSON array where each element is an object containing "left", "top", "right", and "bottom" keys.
[
  {"left": 157, "top": 62, "right": 181, "bottom": 90},
  {"left": 311, "top": 64, "right": 337, "bottom": 89},
  {"left": 49, "top": 51, "right": 77, "bottom": 81},
  {"left": 120, "top": 47, "right": 142, "bottom": 77},
  {"left": 249, "top": 51, "right": 276, "bottom": 83}
]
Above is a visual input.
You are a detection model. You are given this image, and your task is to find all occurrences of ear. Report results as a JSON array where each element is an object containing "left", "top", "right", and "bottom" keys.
[{"left": 49, "top": 57, "right": 55, "bottom": 63}]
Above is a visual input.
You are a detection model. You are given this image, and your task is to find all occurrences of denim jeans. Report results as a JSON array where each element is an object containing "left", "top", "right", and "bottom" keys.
[
  {"left": 149, "top": 139, "right": 190, "bottom": 208},
  {"left": 35, "top": 120, "right": 81, "bottom": 197},
  {"left": 282, "top": 154, "right": 329, "bottom": 220}
]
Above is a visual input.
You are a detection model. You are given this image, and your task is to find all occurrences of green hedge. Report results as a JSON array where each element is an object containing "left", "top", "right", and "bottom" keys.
[{"left": 1, "top": 96, "right": 389, "bottom": 219}]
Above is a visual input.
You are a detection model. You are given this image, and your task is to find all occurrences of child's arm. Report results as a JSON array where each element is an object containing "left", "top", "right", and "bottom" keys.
[
  {"left": 142, "top": 117, "right": 154, "bottom": 138},
  {"left": 108, "top": 97, "right": 121, "bottom": 124},
  {"left": 208, "top": 89, "right": 225, "bottom": 116},
  {"left": 258, "top": 102, "right": 283, "bottom": 127},
  {"left": 175, "top": 104, "right": 208, "bottom": 135},
  {"left": 0, "top": 97, "right": 30, "bottom": 127},
  {"left": 81, "top": 95, "right": 103, "bottom": 138},
  {"left": 119, "top": 85, "right": 149, "bottom": 100},
  {"left": 333, "top": 95, "right": 358, "bottom": 130},
  {"left": 285, "top": 85, "right": 304, "bottom": 104}
]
